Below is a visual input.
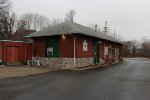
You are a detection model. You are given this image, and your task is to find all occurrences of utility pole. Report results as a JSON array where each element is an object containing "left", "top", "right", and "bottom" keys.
[{"left": 95, "top": 24, "right": 97, "bottom": 32}]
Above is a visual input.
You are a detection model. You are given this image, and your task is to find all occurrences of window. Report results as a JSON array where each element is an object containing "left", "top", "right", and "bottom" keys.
[
  {"left": 83, "top": 40, "right": 88, "bottom": 51},
  {"left": 47, "top": 47, "right": 53, "bottom": 55}
]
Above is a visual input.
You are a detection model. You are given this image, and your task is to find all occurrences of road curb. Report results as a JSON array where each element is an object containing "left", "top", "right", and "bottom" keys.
[{"left": 63, "top": 61, "right": 125, "bottom": 71}]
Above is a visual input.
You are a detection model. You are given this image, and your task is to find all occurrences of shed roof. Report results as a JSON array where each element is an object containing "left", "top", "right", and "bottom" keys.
[{"left": 25, "top": 21, "right": 122, "bottom": 44}]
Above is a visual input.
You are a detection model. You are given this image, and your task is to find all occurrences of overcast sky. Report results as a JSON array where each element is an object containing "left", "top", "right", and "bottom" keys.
[{"left": 12, "top": 0, "right": 150, "bottom": 41}]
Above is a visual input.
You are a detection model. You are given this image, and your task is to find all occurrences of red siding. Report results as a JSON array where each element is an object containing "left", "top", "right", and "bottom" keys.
[
  {"left": 101, "top": 40, "right": 123, "bottom": 63},
  {"left": 6, "top": 47, "right": 19, "bottom": 63},
  {"left": 103, "top": 41, "right": 109, "bottom": 63},
  {"left": 33, "top": 37, "right": 46, "bottom": 57},
  {"left": 32, "top": 34, "right": 123, "bottom": 64},
  {"left": 2, "top": 41, "right": 32, "bottom": 64},
  {"left": 3, "top": 42, "right": 19, "bottom": 62},
  {"left": 60, "top": 35, "right": 94, "bottom": 58},
  {"left": 20, "top": 43, "right": 32, "bottom": 62},
  {"left": 0, "top": 42, "right": 2, "bottom": 62},
  {"left": 60, "top": 35, "right": 74, "bottom": 58},
  {"left": 76, "top": 35, "right": 93, "bottom": 58}
]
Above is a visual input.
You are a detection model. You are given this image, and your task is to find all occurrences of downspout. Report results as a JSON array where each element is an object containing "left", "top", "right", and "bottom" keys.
[{"left": 73, "top": 35, "right": 76, "bottom": 67}]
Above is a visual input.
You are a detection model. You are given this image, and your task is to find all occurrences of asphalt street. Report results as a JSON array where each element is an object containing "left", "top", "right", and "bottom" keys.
[{"left": 0, "top": 58, "right": 150, "bottom": 100}]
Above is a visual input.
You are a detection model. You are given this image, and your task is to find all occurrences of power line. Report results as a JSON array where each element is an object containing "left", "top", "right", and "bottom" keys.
[
  {"left": 25, "top": 0, "right": 64, "bottom": 17},
  {"left": 16, "top": 0, "right": 103, "bottom": 26}
]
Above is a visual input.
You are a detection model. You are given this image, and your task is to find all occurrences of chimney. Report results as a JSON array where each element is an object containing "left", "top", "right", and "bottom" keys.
[{"left": 95, "top": 24, "right": 97, "bottom": 32}]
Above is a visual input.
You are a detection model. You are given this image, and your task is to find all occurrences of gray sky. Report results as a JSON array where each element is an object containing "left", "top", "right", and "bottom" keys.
[{"left": 12, "top": 0, "right": 150, "bottom": 41}]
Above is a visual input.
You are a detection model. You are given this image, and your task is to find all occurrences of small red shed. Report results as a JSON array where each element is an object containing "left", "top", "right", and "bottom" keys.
[{"left": 0, "top": 40, "right": 32, "bottom": 65}]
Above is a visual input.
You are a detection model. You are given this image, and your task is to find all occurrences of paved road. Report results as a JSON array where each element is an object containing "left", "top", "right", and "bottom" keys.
[{"left": 0, "top": 58, "right": 150, "bottom": 100}]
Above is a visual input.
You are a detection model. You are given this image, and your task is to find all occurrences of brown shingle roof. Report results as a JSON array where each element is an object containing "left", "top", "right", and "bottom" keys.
[{"left": 9, "top": 30, "right": 36, "bottom": 42}]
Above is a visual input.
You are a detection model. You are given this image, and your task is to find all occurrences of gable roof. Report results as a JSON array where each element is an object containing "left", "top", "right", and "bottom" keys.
[
  {"left": 25, "top": 21, "right": 122, "bottom": 44},
  {"left": 9, "top": 30, "right": 36, "bottom": 42}
]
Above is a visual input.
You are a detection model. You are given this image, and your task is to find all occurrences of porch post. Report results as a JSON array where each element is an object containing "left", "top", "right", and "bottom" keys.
[{"left": 32, "top": 38, "right": 34, "bottom": 65}]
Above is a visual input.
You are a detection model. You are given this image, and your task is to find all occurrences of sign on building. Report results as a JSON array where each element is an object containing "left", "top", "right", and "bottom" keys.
[
  {"left": 83, "top": 40, "right": 88, "bottom": 51},
  {"left": 47, "top": 47, "right": 53, "bottom": 55},
  {"left": 104, "top": 47, "right": 108, "bottom": 55}
]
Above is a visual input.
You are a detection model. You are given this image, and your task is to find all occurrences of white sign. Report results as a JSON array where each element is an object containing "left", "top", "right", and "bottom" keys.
[
  {"left": 104, "top": 47, "right": 108, "bottom": 55},
  {"left": 47, "top": 47, "right": 53, "bottom": 55},
  {"left": 83, "top": 40, "right": 88, "bottom": 51}
]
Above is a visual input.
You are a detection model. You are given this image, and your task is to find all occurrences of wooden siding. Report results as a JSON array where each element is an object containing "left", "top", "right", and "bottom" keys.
[
  {"left": 33, "top": 34, "right": 123, "bottom": 63},
  {"left": 76, "top": 35, "right": 93, "bottom": 58},
  {"left": 0, "top": 41, "right": 32, "bottom": 64},
  {"left": 33, "top": 37, "right": 46, "bottom": 57},
  {"left": 99, "top": 40, "right": 104, "bottom": 59},
  {"left": 60, "top": 35, "right": 74, "bottom": 58},
  {"left": 46, "top": 36, "right": 60, "bottom": 57},
  {"left": 0, "top": 42, "right": 2, "bottom": 63},
  {"left": 6, "top": 46, "right": 19, "bottom": 63}
]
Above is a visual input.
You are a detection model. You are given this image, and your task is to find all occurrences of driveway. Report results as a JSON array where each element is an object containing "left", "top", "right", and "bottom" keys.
[{"left": 0, "top": 58, "right": 150, "bottom": 100}]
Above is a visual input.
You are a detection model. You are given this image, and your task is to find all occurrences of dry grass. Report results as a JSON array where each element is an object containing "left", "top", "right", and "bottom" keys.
[{"left": 0, "top": 66, "right": 56, "bottom": 79}]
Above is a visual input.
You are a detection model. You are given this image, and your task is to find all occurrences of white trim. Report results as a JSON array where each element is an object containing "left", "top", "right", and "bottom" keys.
[{"left": 0, "top": 40, "right": 32, "bottom": 43}]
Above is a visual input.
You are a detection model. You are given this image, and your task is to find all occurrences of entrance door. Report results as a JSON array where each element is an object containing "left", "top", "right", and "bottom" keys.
[
  {"left": 93, "top": 40, "right": 99, "bottom": 64},
  {"left": 93, "top": 46, "right": 99, "bottom": 64},
  {"left": 7, "top": 47, "right": 19, "bottom": 63}
]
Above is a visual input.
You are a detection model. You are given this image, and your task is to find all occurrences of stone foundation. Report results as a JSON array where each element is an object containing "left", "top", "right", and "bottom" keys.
[
  {"left": 99, "top": 58, "right": 105, "bottom": 65},
  {"left": 33, "top": 57, "right": 94, "bottom": 68}
]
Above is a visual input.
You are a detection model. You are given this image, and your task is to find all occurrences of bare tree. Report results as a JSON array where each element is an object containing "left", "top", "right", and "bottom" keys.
[
  {"left": 16, "top": 20, "right": 27, "bottom": 31},
  {"left": 20, "top": 13, "right": 33, "bottom": 30},
  {"left": 141, "top": 37, "right": 150, "bottom": 58},
  {"left": 65, "top": 9, "right": 76, "bottom": 22},
  {"left": 37, "top": 15, "right": 50, "bottom": 30},
  {"left": 49, "top": 18, "right": 62, "bottom": 27},
  {"left": 18, "top": 13, "right": 51, "bottom": 31},
  {"left": 0, "top": 0, "right": 11, "bottom": 11},
  {"left": 0, "top": 0, "right": 12, "bottom": 38},
  {"left": 0, "top": 10, "right": 16, "bottom": 37}
]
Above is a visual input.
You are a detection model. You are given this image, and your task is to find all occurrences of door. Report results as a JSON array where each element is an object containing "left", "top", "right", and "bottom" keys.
[
  {"left": 7, "top": 47, "right": 19, "bottom": 63},
  {"left": 93, "top": 40, "right": 99, "bottom": 64},
  {"left": 93, "top": 46, "right": 99, "bottom": 64}
]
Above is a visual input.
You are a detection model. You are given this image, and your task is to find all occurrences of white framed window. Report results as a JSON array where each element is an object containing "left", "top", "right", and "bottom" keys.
[
  {"left": 47, "top": 47, "right": 53, "bottom": 55},
  {"left": 83, "top": 40, "right": 88, "bottom": 51}
]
